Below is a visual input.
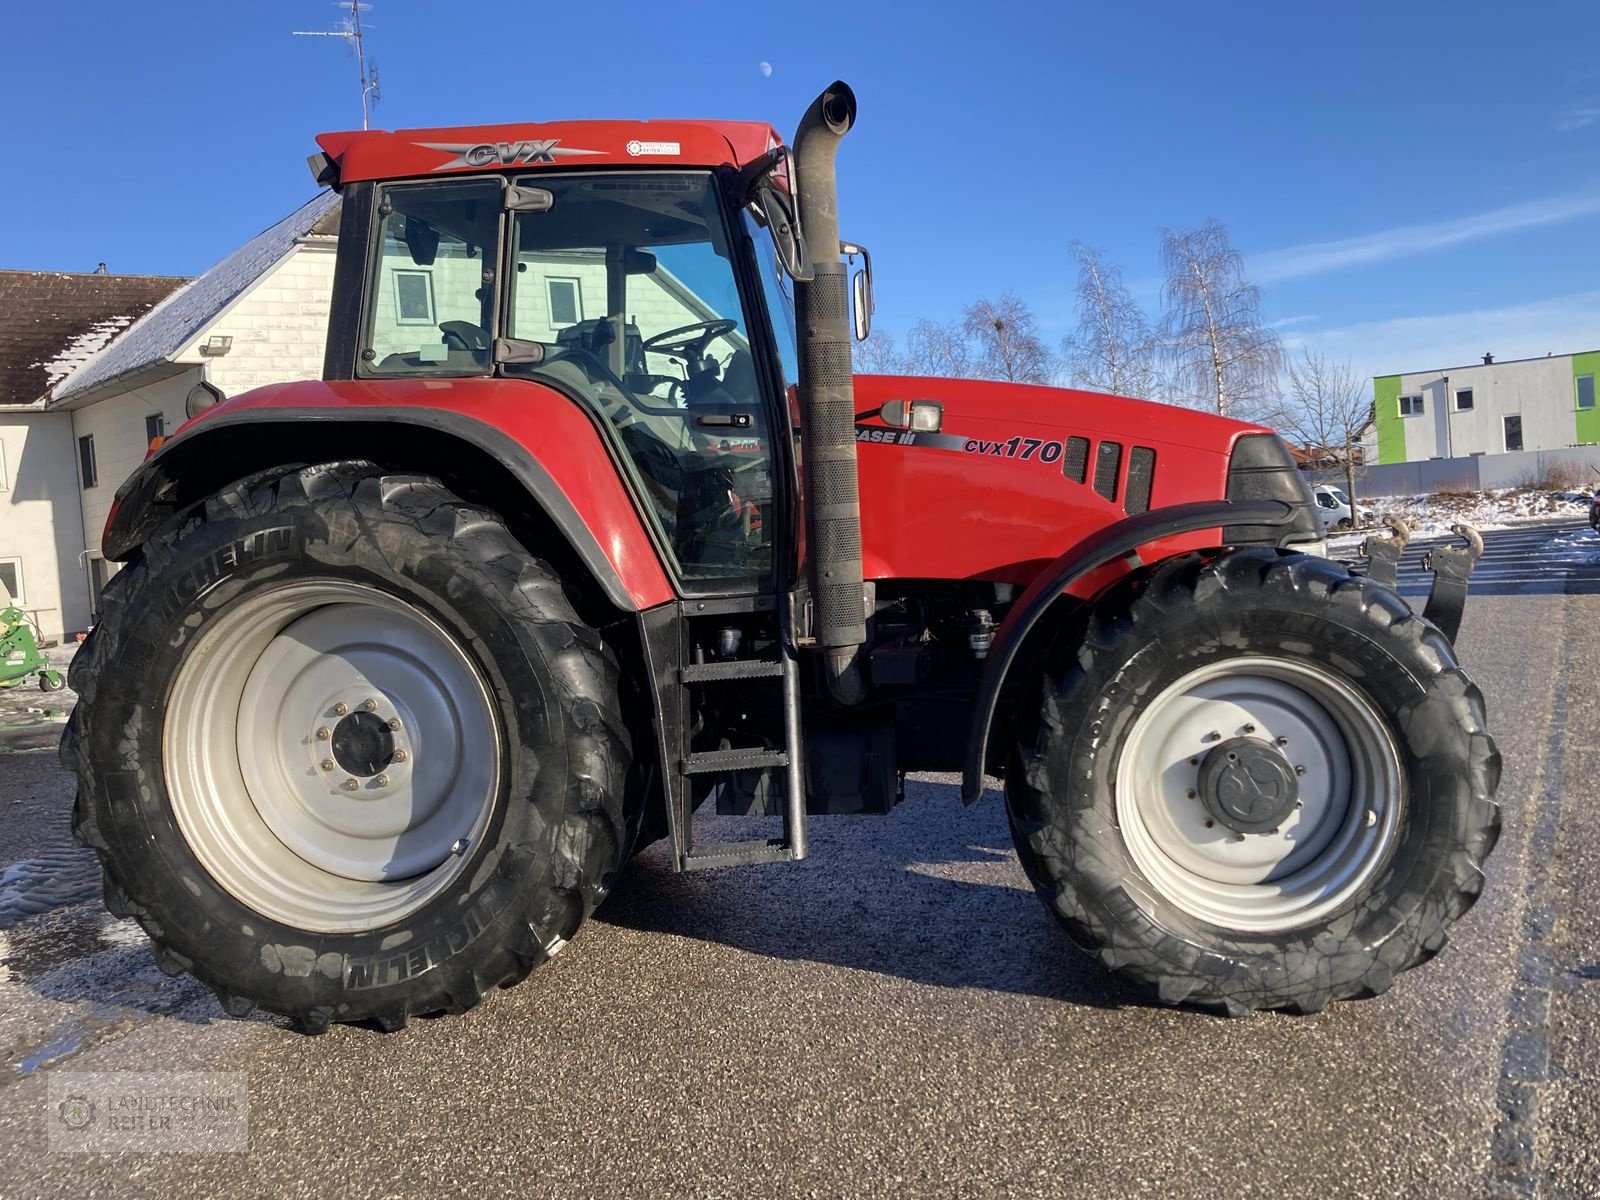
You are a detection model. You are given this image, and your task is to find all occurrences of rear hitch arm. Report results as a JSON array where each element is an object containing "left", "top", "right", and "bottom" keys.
[
  {"left": 1419, "top": 523, "right": 1484, "bottom": 642},
  {"left": 1360, "top": 516, "right": 1411, "bottom": 589}
]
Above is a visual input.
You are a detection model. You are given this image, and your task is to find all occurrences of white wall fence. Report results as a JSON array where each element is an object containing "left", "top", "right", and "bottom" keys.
[{"left": 1306, "top": 446, "right": 1600, "bottom": 499}]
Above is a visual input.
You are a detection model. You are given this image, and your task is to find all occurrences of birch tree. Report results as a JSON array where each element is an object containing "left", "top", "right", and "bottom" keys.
[
  {"left": 963, "top": 293, "right": 1053, "bottom": 384},
  {"left": 903, "top": 318, "right": 975, "bottom": 378},
  {"left": 853, "top": 329, "right": 906, "bottom": 375},
  {"left": 1061, "top": 242, "right": 1161, "bottom": 398},
  {"left": 1275, "top": 349, "right": 1373, "bottom": 515},
  {"left": 1160, "top": 220, "right": 1281, "bottom": 417}
]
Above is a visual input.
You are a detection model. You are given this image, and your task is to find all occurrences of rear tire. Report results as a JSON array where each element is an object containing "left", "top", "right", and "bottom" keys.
[
  {"left": 1006, "top": 548, "right": 1501, "bottom": 1016},
  {"left": 64, "top": 461, "right": 635, "bottom": 1031}
]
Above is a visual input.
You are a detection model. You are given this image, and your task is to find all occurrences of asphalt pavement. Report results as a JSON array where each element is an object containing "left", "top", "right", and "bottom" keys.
[{"left": 0, "top": 519, "right": 1596, "bottom": 1199}]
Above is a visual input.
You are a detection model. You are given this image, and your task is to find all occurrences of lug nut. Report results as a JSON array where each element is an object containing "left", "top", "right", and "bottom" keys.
[
  {"left": 374, "top": 774, "right": 390, "bottom": 788},
  {"left": 320, "top": 758, "right": 336, "bottom": 772},
  {"left": 363, "top": 698, "right": 379, "bottom": 712},
  {"left": 333, "top": 702, "right": 349, "bottom": 717},
  {"left": 388, "top": 717, "right": 402, "bottom": 731},
  {"left": 1243, "top": 723, "right": 1256, "bottom": 734},
  {"left": 1295, "top": 765, "right": 1307, "bottom": 776},
  {"left": 1276, "top": 736, "right": 1289, "bottom": 747},
  {"left": 393, "top": 748, "right": 408, "bottom": 763},
  {"left": 1205, "top": 730, "right": 1220, "bottom": 742},
  {"left": 341, "top": 778, "right": 359, "bottom": 792},
  {"left": 316, "top": 727, "right": 331, "bottom": 741}
]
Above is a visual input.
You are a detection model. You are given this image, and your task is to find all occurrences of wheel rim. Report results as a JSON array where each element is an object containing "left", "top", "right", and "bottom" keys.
[
  {"left": 164, "top": 582, "right": 501, "bottom": 934},
  {"left": 1115, "top": 656, "right": 1403, "bottom": 933}
]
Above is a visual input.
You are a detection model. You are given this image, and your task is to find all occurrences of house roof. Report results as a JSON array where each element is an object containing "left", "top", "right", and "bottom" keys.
[
  {"left": 51, "top": 190, "right": 340, "bottom": 406},
  {"left": 0, "top": 270, "right": 188, "bottom": 408}
]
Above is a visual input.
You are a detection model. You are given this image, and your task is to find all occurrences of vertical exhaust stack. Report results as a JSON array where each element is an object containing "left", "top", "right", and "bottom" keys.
[{"left": 792, "top": 81, "right": 866, "bottom": 705}]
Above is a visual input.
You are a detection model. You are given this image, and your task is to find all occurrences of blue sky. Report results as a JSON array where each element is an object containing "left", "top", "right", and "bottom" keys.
[{"left": 3, "top": 0, "right": 1599, "bottom": 384}]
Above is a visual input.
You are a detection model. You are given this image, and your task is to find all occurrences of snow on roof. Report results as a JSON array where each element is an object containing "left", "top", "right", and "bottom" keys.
[
  {"left": 51, "top": 190, "right": 339, "bottom": 403},
  {"left": 0, "top": 271, "right": 187, "bottom": 408}
]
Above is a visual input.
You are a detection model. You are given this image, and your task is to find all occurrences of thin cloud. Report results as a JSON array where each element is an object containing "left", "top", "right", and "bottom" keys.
[
  {"left": 1554, "top": 103, "right": 1600, "bottom": 132},
  {"left": 1291, "top": 290, "right": 1600, "bottom": 382},
  {"left": 1250, "top": 192, "right": 1600, "bottom": 283},
  {"left": 1269, "top": 314, "right": 1319, "bottom": 329}
]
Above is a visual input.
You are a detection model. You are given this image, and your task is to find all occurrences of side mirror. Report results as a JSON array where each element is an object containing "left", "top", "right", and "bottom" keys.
[
  {"left": 741, "top": 146, "right": 814, "bottom": 282},
  {"left": 842, "top": 240, "right": 873, "bottom": 341},
  {"left": 755, "top": 183, "right": 813, "bottom": 282}
]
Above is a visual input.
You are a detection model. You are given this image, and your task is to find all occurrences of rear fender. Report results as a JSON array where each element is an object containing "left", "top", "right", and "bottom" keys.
[
  {"left": 960, "top": 499, "right": 1296, "bottom": 803},
  {"left": 103, "top": 392, "right": 674, "bottom": 612}
]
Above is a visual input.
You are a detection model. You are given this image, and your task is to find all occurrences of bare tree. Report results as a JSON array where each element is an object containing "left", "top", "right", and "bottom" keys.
[
  {"left": 853, "top": 329, "right": 906, "bottom": 375},
  {"left": 1160, "top": 219, "right": 1281, "bottom": 418},
  {"left": 903, "top": 318, "right": 975, "bottom": 378},
  {"left": 1275, "top": 349, "right": 1373, "bottom": 517},
  {"left": 963, "top": 293, "right": 1053, "bottom": 384},
  {"left": 1061, "top": 242, "right": 1161, "bottom": 398}
]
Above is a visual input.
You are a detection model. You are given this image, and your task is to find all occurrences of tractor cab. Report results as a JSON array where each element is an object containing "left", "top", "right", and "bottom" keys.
[{"left": 350, "top": 166, "right": 803, "bottom": 587}]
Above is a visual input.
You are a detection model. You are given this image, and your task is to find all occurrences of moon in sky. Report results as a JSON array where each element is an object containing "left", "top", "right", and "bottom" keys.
[{"left": 759, "top": 61, "right": 773, "bottom": 77}]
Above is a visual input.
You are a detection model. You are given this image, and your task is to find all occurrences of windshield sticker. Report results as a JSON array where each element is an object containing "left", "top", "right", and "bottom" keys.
[
  {"left": 417, "top": 140, "right": 604, "bottom": 170},
  {"left": 626, "top": 140, "right": 681, "bottom": 157}
]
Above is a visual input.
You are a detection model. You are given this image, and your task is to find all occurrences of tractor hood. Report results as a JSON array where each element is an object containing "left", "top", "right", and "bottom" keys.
[{"left": 849, "top": 374, "right": 1276, "bottom": 585}]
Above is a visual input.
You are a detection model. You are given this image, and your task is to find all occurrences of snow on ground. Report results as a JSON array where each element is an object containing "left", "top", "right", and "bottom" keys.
[
  {"left": 1326, "top": 487, "right": 1593, "bottom": 553},
  {"left": 1353, "top": 487, "right": 1591, "bottom": 539}
]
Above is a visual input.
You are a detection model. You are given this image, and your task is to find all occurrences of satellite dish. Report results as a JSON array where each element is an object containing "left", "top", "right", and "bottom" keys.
[{"left": 186, "top": 380, "right": 226, "bottom": 420}]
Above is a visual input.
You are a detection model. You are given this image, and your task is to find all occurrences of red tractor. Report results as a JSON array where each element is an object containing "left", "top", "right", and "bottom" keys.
[{"left": 64, "top": 84, "right": 1499, "bottom": 1031}]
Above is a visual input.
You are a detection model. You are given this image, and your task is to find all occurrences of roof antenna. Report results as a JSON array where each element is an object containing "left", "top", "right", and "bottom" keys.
[{"left": 293, "top": 2, "right": 381, "bottom": 130}]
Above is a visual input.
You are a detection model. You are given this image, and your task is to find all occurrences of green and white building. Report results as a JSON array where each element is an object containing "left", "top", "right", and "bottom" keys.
[{"left": 1371, "top": 350, "right": 1600, "bottom": 463}]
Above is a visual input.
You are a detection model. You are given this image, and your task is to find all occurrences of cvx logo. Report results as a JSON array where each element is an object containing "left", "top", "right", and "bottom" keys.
[{"left": 417, "top": 139, "right": 602, "bottom": 171}]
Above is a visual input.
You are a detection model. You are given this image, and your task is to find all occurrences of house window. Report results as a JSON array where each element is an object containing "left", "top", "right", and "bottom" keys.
[
  {"left": 1504, "top": 414, "right": 1523, "bottom": 452},
  {"left": 393, "top": 270, "right": 435, "bottom": 325},
  {"left": 145, "top": 413, "right": 165, "bottom": 443},
  {"left": 78, "top": 434, "right": 98, "bottom": 488},
  {"left": 0, "top": 558, "right": 22, "bottom": 605},
  {"left": 1454, "top": 388, "right": 1474, "bottom": 412},
  {"left": 1578, "top": 374, "right": 1595, "bottom": 410},
  {"left": 546, "top": 277, "right": 582, "bottom": 328},
  {"left": 1399, "top": 394, "right": 1424, "bottom": 416}
]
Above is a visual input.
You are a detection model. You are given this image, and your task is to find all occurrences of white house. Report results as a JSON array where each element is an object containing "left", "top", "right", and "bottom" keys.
[
  {"left": 49, "top": 193, "right": 342, "bottom": 613},
  {"left": 0, "top": 269, "right": 188, "bottom": 642}
]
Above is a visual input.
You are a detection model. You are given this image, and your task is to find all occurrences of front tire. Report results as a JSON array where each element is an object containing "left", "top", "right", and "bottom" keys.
[
  {"left": 1006, "top": 549, "right": 1501, "bottom": 1015},
  {"left": 64, "top": 462, "right": 634, "bottom": 1031}
]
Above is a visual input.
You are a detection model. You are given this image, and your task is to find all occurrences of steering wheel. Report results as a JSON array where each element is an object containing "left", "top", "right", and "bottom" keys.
[{"left": 642, "top": 319, "right": 738, "bottom": 359}]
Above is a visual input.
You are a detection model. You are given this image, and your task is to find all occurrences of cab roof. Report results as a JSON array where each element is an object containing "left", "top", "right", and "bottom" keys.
[{"left": 316, "top": 119, "right": 782, "bottom": 184}]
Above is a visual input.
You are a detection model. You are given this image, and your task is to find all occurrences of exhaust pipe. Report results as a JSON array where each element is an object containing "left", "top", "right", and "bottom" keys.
[{"left": 792, "top": 81, "right": 866, "bottom": 705}]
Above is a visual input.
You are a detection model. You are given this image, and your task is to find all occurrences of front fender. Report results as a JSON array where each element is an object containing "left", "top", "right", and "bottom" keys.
[{"left": 960, "top": 499, "right": 1296, "bottom": 803}]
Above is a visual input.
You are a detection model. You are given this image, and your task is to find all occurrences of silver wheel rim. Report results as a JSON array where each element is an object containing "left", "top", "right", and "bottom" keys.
[
  {"left": 164, "top": 582, "right": 500, "bottom": 934},
  {"left": 1115, "top": 656, "right": 1403, "bottom": 933}
]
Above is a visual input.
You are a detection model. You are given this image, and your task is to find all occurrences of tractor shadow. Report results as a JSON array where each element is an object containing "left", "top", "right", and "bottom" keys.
[{"left": 598, "top": 775, "right": 1138, "bottom": 1011}]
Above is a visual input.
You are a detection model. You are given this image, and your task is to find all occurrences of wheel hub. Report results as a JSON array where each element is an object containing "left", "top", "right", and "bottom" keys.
[
  {"left": 1197, "top": 736, "right": 1300, "bottom": 834},
  {"left": 330, "top": 710, "right": 396, "bottom": 778}
]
